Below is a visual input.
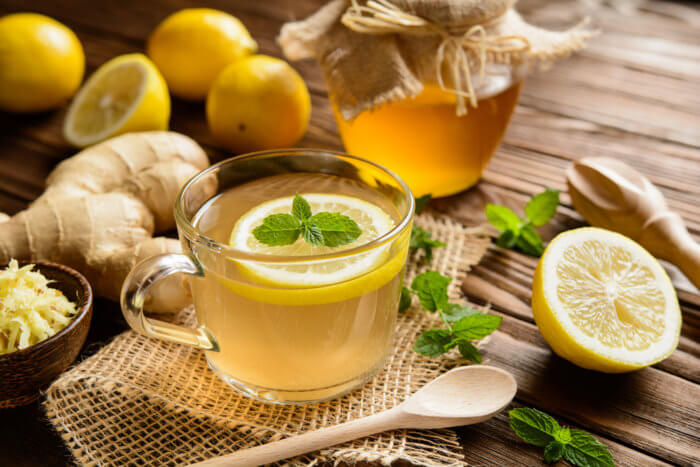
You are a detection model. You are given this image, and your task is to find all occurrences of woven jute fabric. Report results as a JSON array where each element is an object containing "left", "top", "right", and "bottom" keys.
[
  {"left": 280, "top": 0, "right": 595, "bottom": 119},
  {"left": 44, "top": 213, "right": 491, "bottom": 466}
]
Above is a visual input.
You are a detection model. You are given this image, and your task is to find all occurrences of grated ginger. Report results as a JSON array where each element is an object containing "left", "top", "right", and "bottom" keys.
[{"left": 0, "top": 259, "right": 77, "bottom": 354}]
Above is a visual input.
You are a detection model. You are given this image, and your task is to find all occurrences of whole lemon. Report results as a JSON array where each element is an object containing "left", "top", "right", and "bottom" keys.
[
  {"left": 147, "top": 8, "right": 257, "bottom": 100},
  {"left": 206, "top": 55, "right": 311, "bottom": 153},
  {"left": 0, "top": 13, "right": 85, "bottom": 113}
]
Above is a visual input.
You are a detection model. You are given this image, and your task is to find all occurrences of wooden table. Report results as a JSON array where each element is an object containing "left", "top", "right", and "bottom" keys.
[{"left": 1, "top": 0, "right": 698, "bottom": 465}]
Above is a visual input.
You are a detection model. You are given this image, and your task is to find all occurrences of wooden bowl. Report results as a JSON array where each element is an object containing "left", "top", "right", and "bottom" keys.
[{"left": 0, "top": 261, "right": 93, "bottom": 409}]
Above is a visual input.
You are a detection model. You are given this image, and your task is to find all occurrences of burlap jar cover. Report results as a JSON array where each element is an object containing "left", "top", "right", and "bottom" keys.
[
  {"left": 44, "top": 214, "right": 492, "bottom": 466},
  {"left": 280, "top": 0, "right": 595, "bottom": 118}
]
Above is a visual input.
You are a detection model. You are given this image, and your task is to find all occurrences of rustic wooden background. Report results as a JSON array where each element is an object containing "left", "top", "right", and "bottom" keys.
[{"left": 0, "top": 0, "right": 698, "bottom": 465}]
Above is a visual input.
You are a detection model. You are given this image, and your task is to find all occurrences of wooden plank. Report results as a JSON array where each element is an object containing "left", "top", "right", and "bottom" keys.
[
  {"left": 481, "top": 324, "right": 700, "bottom": 465},
  {"left": 457, "top": 403, "right": 671, "bottom": 466}
]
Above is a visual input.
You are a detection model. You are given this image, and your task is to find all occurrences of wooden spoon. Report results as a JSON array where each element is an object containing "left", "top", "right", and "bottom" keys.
[
  {"left": 567, "top": 157, "right": 700, "bottom": 288},
  {"left": 190, "top": 365, "right": 517, "bottom": 467}
]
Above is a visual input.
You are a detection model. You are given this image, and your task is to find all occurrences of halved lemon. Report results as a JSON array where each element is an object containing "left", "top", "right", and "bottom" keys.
[
  {"left": 532, "top": 227, "right": 681, "bottom": 373},
  {"left": 229, "top": 194, "right": 395, "bottom": 288},
  {"left": 63, "top": 53, "right": 170, "bottom": 147}
]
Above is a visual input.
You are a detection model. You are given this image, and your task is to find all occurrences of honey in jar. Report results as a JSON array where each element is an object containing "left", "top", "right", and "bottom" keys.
[{"left": 333, "top": 79, "right": 521, "bottom": 198}]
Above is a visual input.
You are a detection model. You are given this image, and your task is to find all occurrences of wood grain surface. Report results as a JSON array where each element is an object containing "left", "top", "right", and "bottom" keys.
[{"left": 0, "top": 0, "right": 698, "bottom": 465}]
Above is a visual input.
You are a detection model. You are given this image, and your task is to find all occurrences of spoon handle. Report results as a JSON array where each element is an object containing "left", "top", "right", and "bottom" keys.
[{"left": 189, "top": 409, "right": 402, "bottom": 466}]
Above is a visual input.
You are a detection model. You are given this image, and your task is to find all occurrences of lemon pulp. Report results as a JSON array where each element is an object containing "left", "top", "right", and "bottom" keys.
[
  {"left": 532, "top": 227, "right": 681, "bottom": 373},
  {"left": 63, "top": 54, "right": 169, "bottom": 147}
]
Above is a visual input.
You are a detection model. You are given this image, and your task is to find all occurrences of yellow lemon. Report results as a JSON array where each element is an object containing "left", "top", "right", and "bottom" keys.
[
  {"left": 147, "top": 8, "right": 257, "bottom": 100},
  {"left": 206, "top": 55, "right": 311, "bottom": 153},
  {"left": 63, "top": 53, "right": 170, "bottom": 147},
  {"left": 0, "top": 13, "right": 84, "bottom": 113},
  {"left": 531, "top": 227, "right": 681, "bottom": 373}
]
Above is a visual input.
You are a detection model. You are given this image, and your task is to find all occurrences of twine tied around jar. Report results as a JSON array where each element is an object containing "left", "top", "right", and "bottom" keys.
[{"left": 342, "top": 0, "right": 531, "bottom": 115}]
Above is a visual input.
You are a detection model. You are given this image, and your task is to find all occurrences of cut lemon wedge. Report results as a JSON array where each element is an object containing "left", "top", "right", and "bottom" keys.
[
  {"left": 63, "top": 53, "right": 170, "bottom": 147},
  {"left": 532, "top": 227, "right": 681, "bottom": 373},
  {"left": 229, "top": 193, "right": 395, "bottom": 288}
]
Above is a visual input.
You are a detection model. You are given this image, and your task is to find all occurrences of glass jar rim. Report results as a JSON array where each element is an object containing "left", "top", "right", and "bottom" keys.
[{"left": 174, "top": 148, "right": 415, "bottom": 264}]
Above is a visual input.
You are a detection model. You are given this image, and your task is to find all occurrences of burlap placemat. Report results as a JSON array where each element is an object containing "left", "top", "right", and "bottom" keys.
[{"left": 44, "top": 213, "right": 491, "bottom": 466}]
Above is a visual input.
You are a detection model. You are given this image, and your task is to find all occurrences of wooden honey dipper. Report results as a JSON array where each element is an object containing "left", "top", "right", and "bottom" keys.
[{"left": 567, "top": 157, "right": 700, "bottom": 288}]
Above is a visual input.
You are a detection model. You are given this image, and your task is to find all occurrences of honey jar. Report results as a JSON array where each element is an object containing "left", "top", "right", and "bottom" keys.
[{"left": 281, "top": 0, "right": 594, "bottom": 197}]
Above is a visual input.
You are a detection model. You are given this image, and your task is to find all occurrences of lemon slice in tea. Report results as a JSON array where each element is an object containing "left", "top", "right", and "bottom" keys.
[
  {"left": 229, "top": 193, "right": 395, "bottom": 287},
  {"left": 532, "top": 227, "right": 681, "bottom": 373}
]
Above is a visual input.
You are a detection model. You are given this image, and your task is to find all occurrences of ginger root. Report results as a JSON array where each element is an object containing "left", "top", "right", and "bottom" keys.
[{"left": 0, "top": 131, "right": 211, "bottom": 313}]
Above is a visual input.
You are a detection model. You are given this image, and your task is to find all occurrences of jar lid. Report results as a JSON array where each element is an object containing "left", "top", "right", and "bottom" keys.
[{"left": 280, "top": 0, "right": 597, "bottom": 120}]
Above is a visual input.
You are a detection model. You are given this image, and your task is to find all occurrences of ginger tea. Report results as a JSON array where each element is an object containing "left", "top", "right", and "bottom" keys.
[
  {"left": 190, "top": 172, "right": 410, "bottom": 403},
  {"left": 334, "top": 81, "right": 521, "bottom": 198}
]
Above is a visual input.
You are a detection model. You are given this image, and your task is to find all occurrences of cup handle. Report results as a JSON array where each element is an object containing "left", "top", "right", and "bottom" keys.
[{"left": 121, "top": 253, "right": 219, "bottom": 351}]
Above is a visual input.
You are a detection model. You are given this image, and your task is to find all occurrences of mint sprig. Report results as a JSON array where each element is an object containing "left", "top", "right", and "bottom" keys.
[
  {"left": 409, "top": 194, "right": 446, "bottom": 262},
  {"left": 509, "top": 408, "right": 614, "bottom": 466},
  {"left": 485, "top": 188, "right": 559, "bottom": 257},
  {"left": 402, "top": 270, "right": 502, "bottom": 362},
  {"left": 253, "top": 195, "right": 362, "bottom": 247},
  {"left": 410, "top": 226, "right": 446, "bottom": 261}
]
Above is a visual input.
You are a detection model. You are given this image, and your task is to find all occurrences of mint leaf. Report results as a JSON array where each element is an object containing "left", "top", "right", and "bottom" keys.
[
  {"left": 456, "top": 339, "right": 482, "bottom": 363},
  {"left": 253, "top": 214, "right": 301, "bottom": 246},
  {"left": 411, "top": 271, "right": 451, "bottom": 312},
  {"left": 292, "top": 194, "right": 312, "bottom": 220},
  {"left": 309, "top": 212, "right": 362, "bottom": 247},
  {"left": 555, "top": 427, "right": 572, "bottom": 444},
  {"left": 451, "top": 314, "right": 502, "bottom": 340},
  {"left": 485, "top": 204, "right": 521, "bottom": 232},
  {"left": 563, "top": 430, "right": 614, "bottom": 467},
  {"left": 399, "top": 286, "right": 412, "bottom": 312},
  {"left": 508, "top": 408, "right": 560, "bottom": 447},
  {"left": 414, "top": 329, "right": 452, "bottom": 357},
  {"left": 515, "top": 224, "right": 545, "bottom": 256},
  {"left": 525, "top": 188, "right": 559, "bottom": 226},
  {"left": 410, "top": 226, "right": 445, "bottom": 261},
  {"left": 485, "top": 189, "right": 558, "bottom": 257},
  {"left": 440, "top": 303, "right": 481, "bottom": 323},
  {"left": 544, "top": 441, "right": 565, "bottom": 464},
  {"left": 301, "top": 221, "right": 323, "bottom": 246},
  {"left": 415, "top": 194, "right": 432, "bottom": 213}
]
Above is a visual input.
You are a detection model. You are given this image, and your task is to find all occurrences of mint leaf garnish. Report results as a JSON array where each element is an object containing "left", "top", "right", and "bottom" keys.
[
  {"left": 410, "top": 226, "right": 446, "bottom": 261},
  {"left": 509, "top": 408, "right": 614, "bottom": 467},
  {"left": 308, "top": 212, "right": 362, "bottom": 247},
  {"left": 440, "top": 303, "right": 481, "bottom": 323},
  {"left": 486, "top": 188, "right": 559, "bottom": 257},
  {"left": 253, "top": 195, "right": 362, "bottom": 247},
  {"left": 525, "top": 188, "right": 559, "bottom": 226},
  {"left": 415, "top": 193, "right": 432, "bottom": 213},
  {"left": 544, "top": 441, "right": 565, "bottom": 464},
  {"left": 563, "top": 430, "right": 615, "bottom": 467},
  {"left": 414, "top": 329, "right": 452, "bottom": 357},
  {"left": 252, "top": 214, "right": 301, "bottom": 246},
  {"left": 451, "top": 314, "right": 503, "bottom": 340},
  {"left": 411, "top": 271, "right": 451, "bottom": 312},
  {"left": 399, "top": 286, "right": 412, "bottom": 312},
  {"left": 292, "top": 194, "right": 312, "bottom": 221},
  {"left": 301, "top": 221, "right": 323, "bottom": 246}
]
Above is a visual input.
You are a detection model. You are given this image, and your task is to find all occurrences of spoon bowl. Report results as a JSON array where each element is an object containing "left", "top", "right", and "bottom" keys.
[
  {"left": 401, "top": 365, "right": 517, "bottom": 428},
  {"left": 192, "top": 365, "right": 517, "bottom": 466}
]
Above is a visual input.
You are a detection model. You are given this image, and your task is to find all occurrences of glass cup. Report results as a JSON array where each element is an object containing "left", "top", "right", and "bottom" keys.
[{"left": 121, "top": 150, "right": 414, "bottom": 404}]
